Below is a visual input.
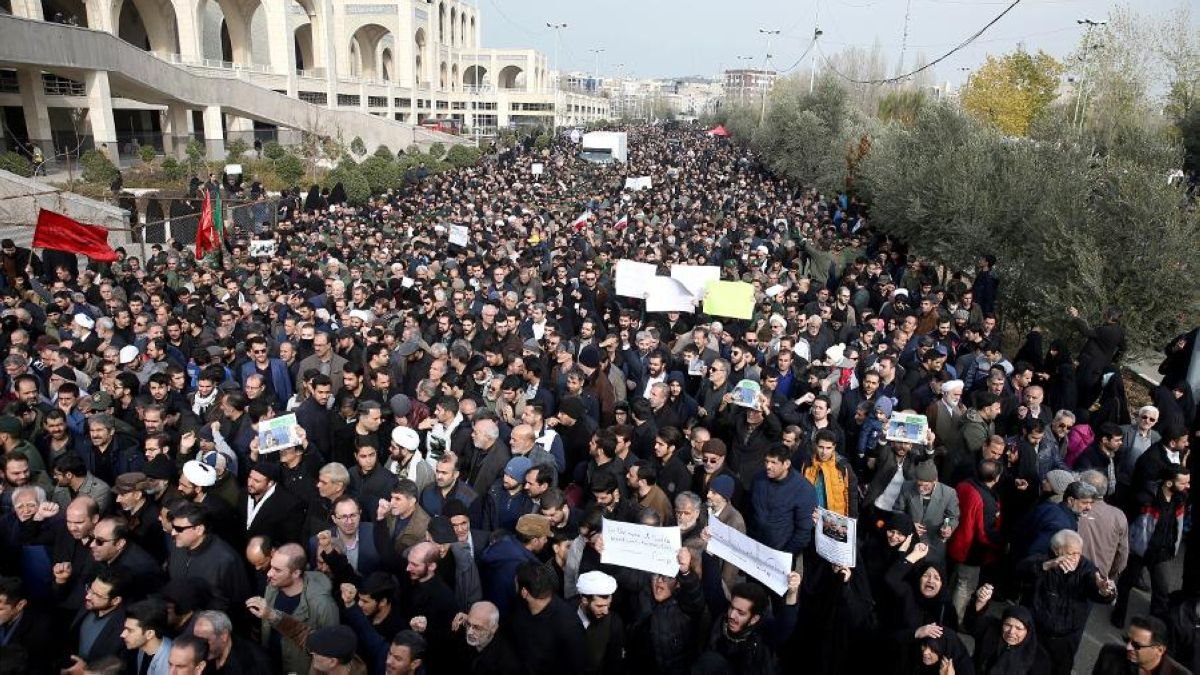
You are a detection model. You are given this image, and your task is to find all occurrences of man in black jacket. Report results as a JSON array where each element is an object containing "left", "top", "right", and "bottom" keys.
[
  {"left": 0, "top": 575, "right": 56, "bottom": 674},
  {"left": 69, "top": 565, "right": 129, "bottom": 664},
  {"left": 241, "top": 461, "right": 305, "bottom": 548},
  {"left": 1093, "top": 615, "right": 1192, "bottom": 675},
  {"left": 505, "top": 562, "right": 585, "bottom": 675},
  {"left": 166, "top": 503, "right": 251, "bottom": 614}
]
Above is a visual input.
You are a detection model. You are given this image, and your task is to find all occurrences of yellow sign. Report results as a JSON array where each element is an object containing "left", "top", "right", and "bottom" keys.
[{"left": 703, "top": 281, "right": 755, "bottom": 320}]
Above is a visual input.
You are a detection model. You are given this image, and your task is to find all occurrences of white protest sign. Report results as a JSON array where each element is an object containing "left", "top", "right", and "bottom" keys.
[
  {"left": 670, "top": 264, "right": 721, "bottom": 298},
  {"left": 706, "top": 517, "right": 793, "bottom": 595},
  {"left": 624, "top": 176, "right": 653, "bottom": 191},
  {"left": 614, "top": 259, "right": 658, "bottom": 299},
  {"left": 645, "top": 277, "right": 697, "bottom": 313},
  {"left": 815, "top": 508, "right": 858, "bottom": 568},
  {"left": 448, "top": 224, "right": 470, "bottom": 248},
  {"left": 600, "top": 519, "right": 681, "bottom": 577},
  {"left": 531, "top": 162, "right": 545, "bottom": 175},
  {"left": 248, "top": 240, "right": 276, "bottom": 257}
]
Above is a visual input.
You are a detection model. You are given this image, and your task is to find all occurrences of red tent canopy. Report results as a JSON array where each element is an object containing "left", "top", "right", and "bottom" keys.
[{"left": 707, "top": 125, "right": 730, "bottom": 137}]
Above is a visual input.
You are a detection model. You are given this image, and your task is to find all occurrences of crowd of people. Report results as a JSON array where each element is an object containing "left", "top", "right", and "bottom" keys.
[{"left": 0, "top": 122, "right": 1197, "bottom": 675}]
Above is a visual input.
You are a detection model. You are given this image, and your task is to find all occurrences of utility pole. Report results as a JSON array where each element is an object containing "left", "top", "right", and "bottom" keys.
[
  {"left": 809, "top": 27, "right": 824, "bottom": 93},
  {"left": 758, "top": 28, "right": 780, "bottom": 124},
  {"left": 547, "top": 22, "right": 567, "bottom": 135},
  {"left": 1074, "top": 18, "right": 1106, "bottom": 132},
  {"left": 588, "top": 48, "right": 605, "bottom": 95}
]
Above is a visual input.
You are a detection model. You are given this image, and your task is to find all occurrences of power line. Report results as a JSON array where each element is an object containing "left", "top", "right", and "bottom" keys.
[
  {"left": 775, "top": 37, "right": 819, "bottom": 74},
  {"left": 821, "top": 0, "right": 1023, "bottom": 85}
]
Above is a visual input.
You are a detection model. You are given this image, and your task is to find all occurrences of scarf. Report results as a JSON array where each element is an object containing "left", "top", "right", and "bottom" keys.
[
  {"left": 192, "top": 389, "right": 219, "bottom": 417},
  {"left": 970, "top": 477, "right": 1004, "bottom": 545},
  {"left": 804, "top": 455, "right": 849, "bottom": 516}
]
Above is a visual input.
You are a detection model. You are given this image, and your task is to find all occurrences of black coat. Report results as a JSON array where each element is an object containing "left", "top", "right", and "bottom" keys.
[
  {"left": 1092, "top": 644, "right": 1191, "bottom": 675},
  {"left": 240, "top": 486, "right": 306, "bottom": 547},
  {"left": 1, "top": 606, "right": 57, "bottom": 674},
  {"left": 70, "top": 606, "right": 127, "bottom": 663}
]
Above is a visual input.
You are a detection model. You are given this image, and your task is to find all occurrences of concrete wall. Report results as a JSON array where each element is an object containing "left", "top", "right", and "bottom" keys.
[{"left": 0, "top": 169, "right": 132, "bottom": 249}]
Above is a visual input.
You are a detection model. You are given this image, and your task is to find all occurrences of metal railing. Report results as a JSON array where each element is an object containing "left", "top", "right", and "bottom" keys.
[{"left": 165, "top": 53, "right": 274, "bottom": 75}]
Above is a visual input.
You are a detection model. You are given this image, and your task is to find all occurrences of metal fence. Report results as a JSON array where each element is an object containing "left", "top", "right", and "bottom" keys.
[{"left": 127, "top": 194, "right": 280, "bottom": 248}]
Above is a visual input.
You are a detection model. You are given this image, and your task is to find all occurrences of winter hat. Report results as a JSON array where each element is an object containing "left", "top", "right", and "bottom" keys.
[
  {"left": 913, "top": 462, "right": 939, "bottom": 483},
  {"left": 504, "top": 456, "right": 533, "bottom": 482},
  {"left": 874, "top": 397, "right": 894, "bottom": 416},
  {"left": 710, "top": 474, "right": 736, "bottom": 501}
]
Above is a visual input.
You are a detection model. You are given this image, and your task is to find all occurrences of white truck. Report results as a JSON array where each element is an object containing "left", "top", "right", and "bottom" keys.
[{"left": 580, "top": 131, "right": 628, "bottom": 164}]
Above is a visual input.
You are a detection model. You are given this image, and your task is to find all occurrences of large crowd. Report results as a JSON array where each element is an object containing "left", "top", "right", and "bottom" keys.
[{"left": 0, "top": 123, "right": 1198, "bottom": 675}]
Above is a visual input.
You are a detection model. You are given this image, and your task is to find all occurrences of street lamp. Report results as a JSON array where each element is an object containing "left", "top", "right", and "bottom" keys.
[
  {"left": 1074, "top": 18, "right": 1107, "bottom": 131},
  {"left": 547, "top": 22, "right": 567, "bottom": 133},
  {"left": 588, "top": 48, "right": 605, "bottom": 95},
  {"left": 809, "top": 27, "right": 824, "bottom": 94},
  {"left": 758, "top": 28, "right": 780, "bottom": 124}
]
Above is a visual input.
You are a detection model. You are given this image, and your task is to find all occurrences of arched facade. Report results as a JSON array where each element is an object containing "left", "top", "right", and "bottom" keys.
[
  {"left": 349, "top": 23, "right": 390, "bottom": 80},
  {"left": 463, "top": 64, "right": 486, "bottom": 87},
  {"left": 498, "top": 64, "right": 523, "bottom": 90}
]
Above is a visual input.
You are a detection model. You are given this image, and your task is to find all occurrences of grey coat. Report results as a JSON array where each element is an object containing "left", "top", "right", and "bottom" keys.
[
  {"left": 892, "top": 480, "right": 961, "bottom": 535},
  {"left": 261, "top": 571, "right": 339, "bottom": 675}
]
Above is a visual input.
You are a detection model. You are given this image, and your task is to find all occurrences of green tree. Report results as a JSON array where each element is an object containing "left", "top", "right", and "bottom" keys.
[
  {"left": 752, "top": 76, "right": 857, "bottom": 195},
  {"left": 428, "top": 142, "right": 446, "bottom": 159},
  {"left": 349, "top": 136, "right": 367, "bottom": 158},
  {"left": 185, "top": 139, "right": 206, "bottom": 176},
  {"left": 876, "top": 89, "right": 927, "bottom": 126},
  {"left": 960, "top": 49, "right": 1064, "bottom": 137},
  {"left": 374, "top": 145, "right": 393, "bottom": 159},
  {"left": 138, "top": 145, "right": 157, "bottom": 163}
]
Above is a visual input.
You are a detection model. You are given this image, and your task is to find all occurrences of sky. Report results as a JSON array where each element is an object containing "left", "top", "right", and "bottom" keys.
[{"left": 475, "top": 0, "right": 1196, "bottom": 86}]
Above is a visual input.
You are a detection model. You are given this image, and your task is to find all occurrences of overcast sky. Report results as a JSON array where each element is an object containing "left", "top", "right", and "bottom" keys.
[{"left": 477, "top": 0, "right": 1195, "bottom": 85}]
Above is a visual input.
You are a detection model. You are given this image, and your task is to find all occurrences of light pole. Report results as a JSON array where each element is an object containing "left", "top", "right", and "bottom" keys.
[
  {"left": 1073, "top": 18, "right": 1106, "bottom": 131},
  {"left": 547, "top": 21, "right": 567, "bottom": 134},
  {"left": 588, "top": 48, "right": 605, "bottom": 95},
  {"left": 809, "top": 27, "right": 823, "bottom": 94},
  {"left": 758, "top": 28, "right": 780, "bottom": 124}
]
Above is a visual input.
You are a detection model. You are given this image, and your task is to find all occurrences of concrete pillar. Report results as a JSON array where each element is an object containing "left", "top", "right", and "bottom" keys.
[
  {"left": 172, "top": 0, "right": 201, "bottom": 61},
  {"left": 264, "top": 0, "right": 290, "bottom": 75},
  {"left": 10, "top": 0, "right": 45, "bottom": 20},
  {"left": 17, "top": 69, "right": 53, "bottom": 155},
  {"left": 202, "top": 105, "right": 224, "bottom": 159},
  {"left": 164, "top": 104, "right": 192, "bottom": 158},
  {"left": 83, "top": 0, "right": 115, "bottom": 34},
  {"left": 318, "top": 0, "right": 338, "bottom": 108},
  {"left": 84, "top": 71, "right": 118, "bottom": 163}
]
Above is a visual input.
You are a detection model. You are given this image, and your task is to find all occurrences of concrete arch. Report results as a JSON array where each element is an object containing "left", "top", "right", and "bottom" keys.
[
  {"left": 350, "top": 22, "right": 390, "bottom": 80},
  {"left": 498, "top": 64, "right": 524, "bottom": 90},
  {"left": 450, "top": 63, "right": 457, "bottom": 91},
  {"left": 449, "top": 6, "right": 455, "bottom": 45},
  {"left": 293, "top": 22, "right": 313, "bottom": 70},
  {"left": 437, "top": 1, "right": 444, "bottom": 43},
  {"left": 469, "top": 15, "right": 474, "bottom": 47},
  {"left": 113, "top": 0, "right": 179, "bottom": 54},
  {"left": 413, "top": 26, "right": 426, "bottom": 85},
  {"left": 381, "top": 46, "right": 393, "bottom": 81},
  {"left": 438, "top": 60, "right": 446, "bottom": 89},
  {"left": 459, "top": 11, "right": 466, "bottom": 47},
  {"left": 463, "top": 64, "right": 486, "bottom": 87},
  {"left": 197, "top": 0, "right": 263, "bottom": 65}
]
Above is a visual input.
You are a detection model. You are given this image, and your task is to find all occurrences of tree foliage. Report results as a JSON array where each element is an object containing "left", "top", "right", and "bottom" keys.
[
  {"left": 445, "top": 144, "right": 481, "bottom": 168},
  {"left": 263, "top": 141, "right": 287, "bottom": 161},
  {"left": 961, "top": 49, "right": 1064, "bottom": 137},
  {"left": 859, "top": 101, "right": 1199, "bottom": 345},
  {"left": 359, "top": 154, "right": 400, "bottom": 194},
  {"left": 323, "top": 164, "right": 370, "bottom": 205},
  {"left": 751, "top": 76, "right": 857, "bottom": 195},
  {"left": 275, "top": 153, "right": 305, "bottom": 186},
  {"left": 80, "top": 149, "right": 119, "bottom": 184},
  {"left": 225, "top": 138, "right": 248, "bottom": 162},
  {"left": 0, "top": 151, "right": 32, "bottom": 177}
]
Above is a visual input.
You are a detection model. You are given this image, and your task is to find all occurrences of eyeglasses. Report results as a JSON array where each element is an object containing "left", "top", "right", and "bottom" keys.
[
  {"left": 251, "top": 349, "right": 267, "bottom": 354},
  {"left": 85, "top": 587, "right": 110, "bottom": 599},
  {"left": 1124, "top": 637, "right": 1157, "bottom": 651},
  {"left": 90, "top": 537, "right": 116, "bottom": 546},
  {"left": 332, "top": 513, "right": 361, "bottom": 521},
  {"left": 171, "top": 523, "right": 199, "bottom": 533},
  {"left": 1140, "top": 415, "right": 1158, "bottom": 422}
]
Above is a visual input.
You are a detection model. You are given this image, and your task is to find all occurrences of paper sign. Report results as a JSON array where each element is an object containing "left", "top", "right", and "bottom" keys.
[
  {"left": 224, "top": 164, "right": 243, "bottom": 175},
  {"left": 248, "top": 240, "right": 276, "bottom": 257},
  {"left": 600, "top": 519, "right": 681, "bottom": 577},
  {"left": 645, "top": 277, "right": 697, "bottom": 313},
  {"left": 448, "top": 224, "right": 469, "bottom": 248},
  {"left": 885, "top": 413, "right": 929, "bottom": 444},
  {"left": 670, "top": 265, "right": 721, "bottom": 299},
  {"left": 257, "top": 413, "right": 299, "bottom": 455},
  {"left": 624, "top": 176, "right": 652, "bottom": 191},
  {"left": 532, "top": 162, "right": 544, "bottom": 175},
  {"left": 731, "top": 379, "right": 760, "bottom": 408},
  {"left": 703, "top": 281, "right": 755, "bottom": 320},
  {"left": 707, "top": 516, "right": 793, "bottom": 595},
  {"left": 816, "top": 508, "right": 857, "bottom": 567},
  {"left": 614, "top": 259, "right": 658, "bottom": 299}
]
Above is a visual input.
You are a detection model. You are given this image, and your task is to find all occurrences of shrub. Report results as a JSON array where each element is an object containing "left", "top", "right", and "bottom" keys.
[
  {"left": 0, "top": 151, "right": 32, "bottom": 177},
  {"left": 533, "top": 134, "right": 551, "bottom": 151},
  {"left": 359, "top": 155, "right": 399, "bottom": 194},
  {"left": 185, "top": 139, "right": 206, "bottom": 175},
  {"left": 138, "top": 145, "right": 157, "bottom": 163},
  {"left": 374, "top": 145, "right": 393, "bottom": 159},
  {"left": 323, "top": 165, "right": 370, "bottom": 205},
  {"left": 263, "top": 141, "right": 287, "bottom": 161},
  {"left": 225, "top": 138, "right": 248, "bottom": 162},
  {"left": 80, "top": 149, "right": 119, "bottom": 184},
  {"left": 445, "top": 144, "right": 481, "bottom": 168},
  {"left": 161, "top": 156, "right": 186, "bottom": 180},
  {"left": 275, "top": 153, "right": 305, "bottom": 186},
  {"left": 350, "top": 136, "right": 367, "bottom": 157},
  {"left": 428, "top": 142, "right": 446, "bottom": 159}
]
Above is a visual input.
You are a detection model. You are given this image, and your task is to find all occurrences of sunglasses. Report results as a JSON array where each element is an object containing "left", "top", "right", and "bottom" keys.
[{"left": 172, "top": 523, "right": 200, "bottom": 533}]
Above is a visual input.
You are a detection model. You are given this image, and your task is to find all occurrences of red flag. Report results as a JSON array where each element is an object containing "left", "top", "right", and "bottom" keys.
[
  {"left": 614, "top": 215, "right": 629, "bottom": 231},
  {"left": 570, "top": 210, "right": 593, "bottom": 232},
  {"left": 33, "top": 209, "right": 118, "bottom": 262},
  {"left": 195, "top": 188, "right": 216, "bottom": 259}
]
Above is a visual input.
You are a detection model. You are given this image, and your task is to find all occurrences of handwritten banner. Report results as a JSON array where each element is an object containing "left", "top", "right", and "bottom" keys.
[
  {"left": 601, "top": 519, "right": 680, "bottom": 577},
  {"left": 707, "top": 517, "right": 792, "bottom": 595}
]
